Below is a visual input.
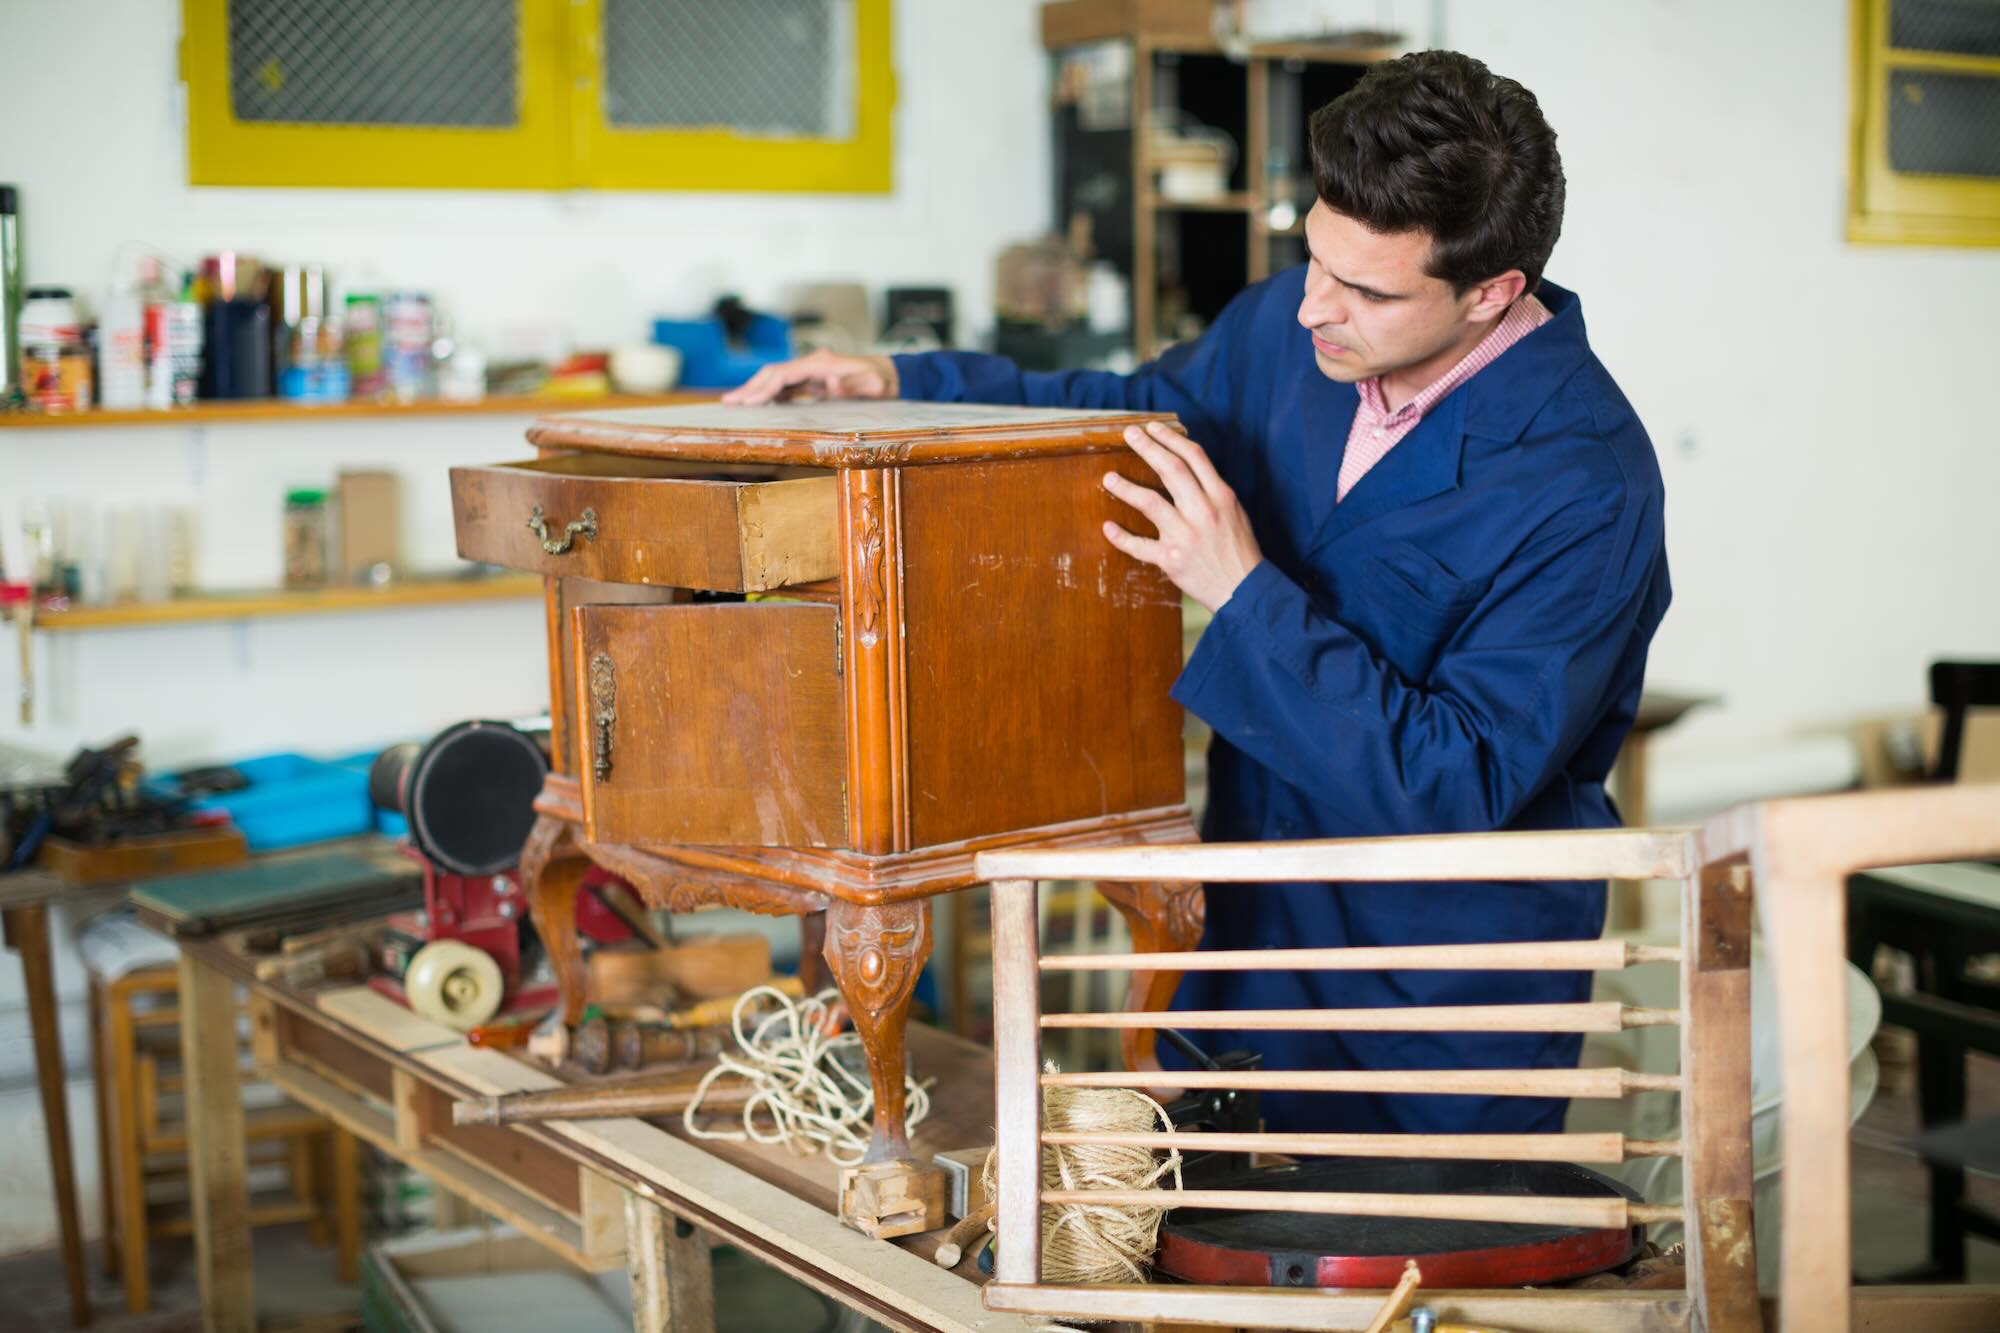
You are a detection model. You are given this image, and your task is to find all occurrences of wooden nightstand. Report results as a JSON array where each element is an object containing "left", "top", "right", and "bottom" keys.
[{"left": 451, "top": 401, "right": 1204, "bottom": 1229}]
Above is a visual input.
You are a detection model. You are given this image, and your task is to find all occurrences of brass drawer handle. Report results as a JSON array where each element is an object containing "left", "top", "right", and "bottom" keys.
[
  {"left": 589, "top": 652, "right": 617, "bottom": 782},
  {"left": 527, "top": 505, "right": 598, "bottom": 555}
]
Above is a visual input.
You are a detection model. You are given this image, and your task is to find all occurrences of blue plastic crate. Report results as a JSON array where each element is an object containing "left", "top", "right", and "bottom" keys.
[
  {"left": 651, "top": 314, "right": 793, "bottom": 389},
  {"left": 150, "top": 752, "right": 374, "bottom": 852}
]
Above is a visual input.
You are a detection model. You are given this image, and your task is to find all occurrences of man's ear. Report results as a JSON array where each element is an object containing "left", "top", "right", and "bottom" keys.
[{"left": 1465, "top": 270, "right": 1528, "bottom": 322}]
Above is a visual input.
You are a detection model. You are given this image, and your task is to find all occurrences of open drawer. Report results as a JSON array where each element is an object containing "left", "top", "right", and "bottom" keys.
[
  {"left": 450, "top": 453, "right": 838, "bottom": 591},
  {"left": 572, "top": 602, "right": 848, "bottom": 848}
]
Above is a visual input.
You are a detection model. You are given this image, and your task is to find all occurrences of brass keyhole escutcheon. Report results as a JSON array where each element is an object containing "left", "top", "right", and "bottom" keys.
[{"left": 589, "top": 652, "right": 617, "bottom": 782}]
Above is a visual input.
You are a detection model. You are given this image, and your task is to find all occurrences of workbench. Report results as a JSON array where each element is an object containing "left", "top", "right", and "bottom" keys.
[{"left": 174, "top": 931, "right": 1034, "bottom": 1333}]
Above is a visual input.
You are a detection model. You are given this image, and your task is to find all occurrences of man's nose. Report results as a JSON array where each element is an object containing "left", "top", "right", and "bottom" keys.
[{"left": 1298, "top": 285, "right": 1345, "bottom": 331}]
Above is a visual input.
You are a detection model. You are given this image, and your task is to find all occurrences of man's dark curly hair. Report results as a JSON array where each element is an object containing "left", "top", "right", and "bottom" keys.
[{"left": 1309, "top": 50, "right": 1564, "bottom": 294}]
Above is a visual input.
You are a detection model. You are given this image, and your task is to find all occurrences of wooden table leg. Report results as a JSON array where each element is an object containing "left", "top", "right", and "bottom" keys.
[
  {"left": 625, "top": 1194, "right": 716, "bottom": 1333},
  {"left": 178, "top": 947, "right": 254, "bottom": 1333},
  {"left": 330, "top": 1125, "right": 361, "bottom": 1283},
  {"left": 1096, "top": 880, "right": 1205, "bottom": 1071},
  {"left": 522, "top": 813, "right": 591, "bottom": 1027},
  {"left": 822, "top": 899, "right": 932, "bottom": 1166},
  {"left": 4, "top": 902, "right": 91, "bottom": 1327}
]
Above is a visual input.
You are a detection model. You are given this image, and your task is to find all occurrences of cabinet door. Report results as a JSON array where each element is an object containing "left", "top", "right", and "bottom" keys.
[{"left": 573, "top": 603, "right": 847, "bottom": 848}]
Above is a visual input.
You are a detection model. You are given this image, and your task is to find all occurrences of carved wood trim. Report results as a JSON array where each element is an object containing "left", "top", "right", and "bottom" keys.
[
  {"left": 823, "top": 899, "right": 932, "bottom": 1162},
  {"left": 839, "top": 468, "right": 909, "bottom": 855}
]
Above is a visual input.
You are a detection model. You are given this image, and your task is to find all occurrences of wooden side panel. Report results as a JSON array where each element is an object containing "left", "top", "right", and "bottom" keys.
[
  {"left": 899, "top": 453, "right": 1184, "bottom": 847},
  {"left": 575, "top": 604, "right": 848, "bottom": 848},
  {"left": 452, "top": 461, "right": 837, "bottom": 590}
]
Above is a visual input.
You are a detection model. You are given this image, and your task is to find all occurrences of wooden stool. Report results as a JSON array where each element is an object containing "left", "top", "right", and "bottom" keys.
[
  {"left": 975, "top": 784, "right": 2000, "bottom": 1332},
  {"left": 88, "top": 964, "right": 362, "bottom": 1314}
]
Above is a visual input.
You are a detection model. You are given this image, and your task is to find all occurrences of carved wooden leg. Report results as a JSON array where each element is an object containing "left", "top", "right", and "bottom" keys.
[
  {"left": 797, "top": 910, "right": 829, "bottom": 994},
  {"left": 822, "top": 899, "right": 931, "bottom": 1164},
  {"left": 521, "top": 813, "right": 591, "bottom": 1027},
  {"left": 1096, "top": 879, "right": 1205, "bottom": 1072}
]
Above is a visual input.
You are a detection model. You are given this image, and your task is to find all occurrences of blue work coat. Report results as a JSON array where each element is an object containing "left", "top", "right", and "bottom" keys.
[{"left": 895, "top": 273, "right": 1670, "bottom": 1135}]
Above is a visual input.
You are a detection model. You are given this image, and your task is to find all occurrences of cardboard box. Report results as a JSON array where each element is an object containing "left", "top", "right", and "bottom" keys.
[{"left": 336, "top": 469, "right": 400, "bottom": 583}]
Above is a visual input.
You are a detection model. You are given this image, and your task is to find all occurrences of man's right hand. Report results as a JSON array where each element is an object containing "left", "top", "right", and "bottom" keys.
[{"left": 721, "top": 349, "right": 899, "bottom": 406}]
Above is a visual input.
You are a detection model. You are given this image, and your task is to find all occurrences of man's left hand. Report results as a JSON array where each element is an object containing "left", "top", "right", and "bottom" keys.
[{"left": 1101, "top": 421, "right": 1263, "bottom": 613}]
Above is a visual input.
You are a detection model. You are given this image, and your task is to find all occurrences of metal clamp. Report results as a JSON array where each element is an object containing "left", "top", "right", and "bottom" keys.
[{"left": 526, "top": 505, "right": 598, "bottom": 555}]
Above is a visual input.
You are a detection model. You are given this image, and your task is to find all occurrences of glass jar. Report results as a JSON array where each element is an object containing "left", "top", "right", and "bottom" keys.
[{"left": 283, "top": 488, "right": 329, "bottom": 588}]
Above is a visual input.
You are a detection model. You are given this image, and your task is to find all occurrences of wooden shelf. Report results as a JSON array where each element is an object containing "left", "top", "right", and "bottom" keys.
[
  {"left": 33, "top": 573, "right": 542, "bottom": 632},
  {"left": 1149, "top": 191, "right": 1256, "bottom": 212},
  {"left": 0, "top": 390, "right": 713, "bottom": 431}
]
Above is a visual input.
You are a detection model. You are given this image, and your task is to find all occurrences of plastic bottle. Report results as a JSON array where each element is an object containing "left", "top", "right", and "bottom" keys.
[{"left": 99, "top": 260, "right": 147, "bottom": 409}]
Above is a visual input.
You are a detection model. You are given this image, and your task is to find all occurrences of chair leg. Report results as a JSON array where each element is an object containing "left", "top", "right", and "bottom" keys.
[
  {"left": 294, "top": 1131, "right": 327, "bottom": 1246},
  {"left": 105, "top": 978, "right": 151, "bottom": 1314},
  {"left": 89, "top": 978, "right": 119, "bottom": 1281}
]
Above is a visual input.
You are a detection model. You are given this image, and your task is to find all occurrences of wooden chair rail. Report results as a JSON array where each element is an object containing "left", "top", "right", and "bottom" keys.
[
  {"left": 1038, "top": 939, "right": 1682, "bottom": 972},
  {"left": 1041, "top": 1067, "right": 1681, "bottom": 1097},
  {"left": 1040, "top": 1129, "right": 1682, "bottom": 1164},
  {"left": 976, "top": 825, "right": 1698, "bottom": 884},
  {"left": 1038, "top": 1188, "right": 1683, "bottom": 1230},
  {"left": 1040, "top": 1001, "right": 1680, "bottom": 1033}
]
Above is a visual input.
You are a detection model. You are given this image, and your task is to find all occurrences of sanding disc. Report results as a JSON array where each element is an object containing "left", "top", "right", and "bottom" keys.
[{"left": 404, "top": 720, "right": 548, "bottom": 877}]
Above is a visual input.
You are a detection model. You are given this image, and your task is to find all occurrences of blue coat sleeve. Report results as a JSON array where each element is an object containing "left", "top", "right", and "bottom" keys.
[
  {"left": 1173, "top": 497, "right": 1662, "bottom": 836},
  {"left": 891, "top": 286, "right": 1264, "bottom": 462}
]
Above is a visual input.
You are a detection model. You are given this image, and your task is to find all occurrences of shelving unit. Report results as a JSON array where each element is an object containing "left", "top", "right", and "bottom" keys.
[
  {"left": 1042, "top": 0, "right": 1395, "bottom": 359},
  {"left": 0, "top": 390, "right": 710, "bottom": 432},
  {"left": 32, "top": 573, "right": 542, "bottom": 633}
]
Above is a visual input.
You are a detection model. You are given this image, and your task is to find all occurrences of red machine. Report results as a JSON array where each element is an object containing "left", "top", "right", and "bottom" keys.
[{"left": 367, "top": 721, "right": 633, "bottom": 1028}]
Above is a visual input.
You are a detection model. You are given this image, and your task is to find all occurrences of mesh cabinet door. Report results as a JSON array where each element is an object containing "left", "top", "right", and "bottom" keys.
[
  {"left": 1850, "top": 0, "right": 2000, "bottom": 243},
  {"left": 575, "top": 0, "right": 894, "bottom": 192},
  {"left": 183, "top": 0, "right": 570, "bottom": 187}
]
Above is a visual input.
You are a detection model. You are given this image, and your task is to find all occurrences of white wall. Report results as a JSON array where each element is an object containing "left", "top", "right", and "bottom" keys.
[{"left": 1438, "top": 0, "right": 2000, "bottom": 766}]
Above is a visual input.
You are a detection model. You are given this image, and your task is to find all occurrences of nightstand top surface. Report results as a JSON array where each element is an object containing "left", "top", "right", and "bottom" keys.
[{"left": 528, "top": 400, "right": 1175, "bottom": 467}]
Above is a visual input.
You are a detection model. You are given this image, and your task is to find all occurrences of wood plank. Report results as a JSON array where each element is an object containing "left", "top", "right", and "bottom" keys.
[
  {"left": 626, "top": 1193, "right": 716, "bottom": 1333},
  {"left": 1041, "top": 1002, "right": 1675, "bottom": 1033},
  {"left": 983, "top": 1283, "right": 1691, "bottom": 1331},
  {"left": 990, "top": 880, "right": 1043, "bottom": 1286},
  {"left": 977, "top": 826, "right": 1697, "bottom": 884},
  {"left": 35, "top": 573, "right": 542, "bottom": 632},
  {"left": 553, "top": 1116, "right": 1034, "bottom": 1333},
  {"left": 316, "top": 985, "right": 465, "bottom": 1053},
  {"left": 1041, "top": 939, "right": 1680, "bottom": 972},
  {"left": 1681, "top": 865, "right": 1758, "bottom": 1332},
  {"left": 180, "top": 949, "right": 255, "bottom": 1333},
  {"left": 580, "top": 1168, "right": 629, "bottom": 1265},
  {"left": 266, "top": 1064, "right": 617, "bottom": 1273},
  {"left": 1042, "top": 1068, "right": 1679, "bottom": 1097}
]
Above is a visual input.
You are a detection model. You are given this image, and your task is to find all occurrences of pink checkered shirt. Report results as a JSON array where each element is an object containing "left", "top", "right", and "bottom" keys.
[{"left": 1337, "top": 294, "right": 1552, "bottom": 502}]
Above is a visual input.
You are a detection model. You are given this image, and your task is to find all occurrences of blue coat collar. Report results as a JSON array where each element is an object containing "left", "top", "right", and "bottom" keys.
[{"left": 1300, "top": 280, "right": 1591, "bottom": 548}]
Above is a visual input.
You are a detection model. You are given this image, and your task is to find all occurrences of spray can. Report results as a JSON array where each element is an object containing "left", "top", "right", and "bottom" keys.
[{"left": 384, "top": 292, "right": 433, "bottom": 401}]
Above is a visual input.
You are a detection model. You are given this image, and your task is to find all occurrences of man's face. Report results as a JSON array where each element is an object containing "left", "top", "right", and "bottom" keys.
[{"left": 1295, "top": 200, "right": 1491, "bottom": 387}]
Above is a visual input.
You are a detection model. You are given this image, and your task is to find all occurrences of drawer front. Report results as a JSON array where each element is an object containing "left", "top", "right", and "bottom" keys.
[
  {"left": 451, "top": 456, "right": 838, "bottom": 591},
  {"left": 574, "top": 603, "right": 848, "bottom": 848}
]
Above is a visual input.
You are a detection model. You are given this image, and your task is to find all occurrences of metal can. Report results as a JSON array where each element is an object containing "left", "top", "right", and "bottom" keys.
[
  {"left": 383, "top": 291, "right": 433, "bottom": 401},
  {"left": 21, "top": 342, "right": 92, "bottom": 412},
  {"left": 345, "top": 293, "right": 385, "bottom": 397}
]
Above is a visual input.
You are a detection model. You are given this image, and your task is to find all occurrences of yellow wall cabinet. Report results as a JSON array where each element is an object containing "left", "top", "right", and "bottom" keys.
[
  {"left": 1849, "top": 0, "right": 2000, "bottom": 245},
  {"left": 182, "top": 0, "right": 894, "bottom": 192}
]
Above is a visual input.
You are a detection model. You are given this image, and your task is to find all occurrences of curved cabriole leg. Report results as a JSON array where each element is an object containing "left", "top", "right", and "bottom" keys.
[
  {"left": 520, "top": 814, "right": 591, "bottom": 1027},
  {"left": 1097, "top": 879, "right": 1205, "bottom": 1071},
  {"left": 823, "top": 899, "right": 931, "bottom": 1164}
]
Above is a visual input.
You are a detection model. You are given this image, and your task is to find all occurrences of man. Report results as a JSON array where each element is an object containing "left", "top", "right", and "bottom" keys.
[{"left": 728, "top": 51, "right": 1669, "bottom": 1138}]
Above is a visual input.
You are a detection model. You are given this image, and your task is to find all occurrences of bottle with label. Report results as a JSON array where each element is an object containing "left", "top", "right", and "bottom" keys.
[
  {"left": 19, "top": 286, "right": 91, "bottom": 413},
  {"left": 99, "top": 262, "right": 148, "bottom": 409},
  {"left": 283, "top": 488, "right": 329, "bottom": 588}
]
